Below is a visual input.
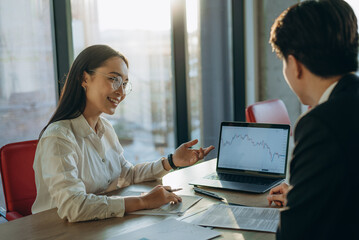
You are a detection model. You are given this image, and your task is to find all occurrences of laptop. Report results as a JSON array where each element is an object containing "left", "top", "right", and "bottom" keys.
[{"left": 189, "top": 122, "right": 290, "bottom": 193}]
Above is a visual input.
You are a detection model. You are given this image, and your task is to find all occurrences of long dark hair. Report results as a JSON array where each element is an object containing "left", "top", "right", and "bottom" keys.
[{"left": 39, "top": 45, "right": 128, "bottom": 139}]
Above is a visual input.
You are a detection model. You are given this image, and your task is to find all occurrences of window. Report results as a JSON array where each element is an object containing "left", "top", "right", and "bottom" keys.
[
  {"left": 0, "top": 0, "right": 56, "bottom": 147},
  {"left": 0, "top": 0, "right": 56, "bottom": 216},
  {"left": 71, "top": 0, "right": 175, "bottom": 163},
  {"left": 186, "top": 0, "right": 203, "bottom": 147},
  {"left": 345, "top": 0, "right": 359, "bottom": 13}
]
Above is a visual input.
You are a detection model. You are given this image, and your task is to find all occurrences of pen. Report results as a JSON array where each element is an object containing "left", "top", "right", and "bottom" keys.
[
  {"left": 193, "top": 186, "right": 224, "bottom": 200},
  {"left": 167, "top": 188, "right": 183, "bottom": 192},
  {"left": 225, "top": 202, "right": 248, "bottom": 207}
]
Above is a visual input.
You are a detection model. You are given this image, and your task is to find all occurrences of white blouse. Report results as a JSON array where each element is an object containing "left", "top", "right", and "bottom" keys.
[{"left": 31, "top": 114, "right": 168, "bottom": 222}]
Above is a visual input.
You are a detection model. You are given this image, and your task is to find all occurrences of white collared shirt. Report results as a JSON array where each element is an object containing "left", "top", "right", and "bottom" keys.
[
  {"left": 31, "top": 114, "right": 168, "bottom": 222},
  {"left": 318, "top": 81, "right": 338, "bottom": 105}
]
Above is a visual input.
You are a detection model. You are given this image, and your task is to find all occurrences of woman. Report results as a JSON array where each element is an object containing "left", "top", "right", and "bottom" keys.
[{"left": 31, "top": 45, "right": 214, "bottom": 222}]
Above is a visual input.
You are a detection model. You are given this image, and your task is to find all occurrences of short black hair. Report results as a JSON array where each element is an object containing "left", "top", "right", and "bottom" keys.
[{"left": 270, "top": 0, "right": 358, "bottom": 77}]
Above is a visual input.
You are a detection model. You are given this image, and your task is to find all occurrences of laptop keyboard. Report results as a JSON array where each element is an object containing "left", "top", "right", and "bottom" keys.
[{"left": 205, "top": 173, "right": 277, "bottom": 186}]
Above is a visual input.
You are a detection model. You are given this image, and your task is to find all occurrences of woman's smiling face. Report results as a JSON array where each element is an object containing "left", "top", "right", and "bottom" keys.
[{"left": 82, "top": 56, "right": 129, "bottom": 116}]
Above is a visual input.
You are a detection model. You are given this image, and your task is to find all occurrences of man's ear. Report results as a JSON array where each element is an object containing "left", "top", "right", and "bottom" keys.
[{"left": 288, "top": 55, "right": 303, "bottom": 79}]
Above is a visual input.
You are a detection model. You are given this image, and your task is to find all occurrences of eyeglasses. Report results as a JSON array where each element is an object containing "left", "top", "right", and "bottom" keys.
[{"left": 89, "top": 70, "right": 132, "bottom": 95}]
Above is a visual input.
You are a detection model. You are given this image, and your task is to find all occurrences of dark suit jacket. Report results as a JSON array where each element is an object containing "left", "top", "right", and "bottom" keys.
[{"left": 277, "top": 74, "right": 359, "bottom": 239}]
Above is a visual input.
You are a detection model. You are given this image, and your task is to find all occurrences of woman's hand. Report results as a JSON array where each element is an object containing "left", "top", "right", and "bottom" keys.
[
  {"left": 140, "top": 185, "right": 182, "bottom": 209},
  {"left": 124, "top": 185, "right": 181, "bottom": 213},
  {"left": 267, "top": 182, "right": 290, "bottom": 207},
  {"left": 173, "top": 139, "right": 215, "bottom": 168}
]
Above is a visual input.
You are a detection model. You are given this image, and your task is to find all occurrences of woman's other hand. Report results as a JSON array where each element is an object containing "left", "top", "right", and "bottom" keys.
[{"left": 173, "top": 139, "right": 215, "bottom": 167}]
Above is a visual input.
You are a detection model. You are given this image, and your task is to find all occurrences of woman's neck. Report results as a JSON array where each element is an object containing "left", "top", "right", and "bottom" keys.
[{"left": 82, "top": 109, "right": 100, "bottom": 133}]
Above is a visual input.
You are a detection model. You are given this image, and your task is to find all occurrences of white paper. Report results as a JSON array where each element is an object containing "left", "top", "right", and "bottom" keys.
[
  {"left": 176, "top": 205, "right": 210, "bottom": 221},
  {"left": 109, "top": 219, "right": 221, "bottom": 240},
  {"left": 130, "top": 195, "right": 202, "bottom": 216},
  {"left": 191, "top": 204, "right": 280, "bottom": 233}
]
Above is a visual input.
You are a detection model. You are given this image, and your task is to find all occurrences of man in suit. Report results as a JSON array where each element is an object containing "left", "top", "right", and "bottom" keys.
[{"left": 266, "top": 0, "right": 359, "bottom": 239}]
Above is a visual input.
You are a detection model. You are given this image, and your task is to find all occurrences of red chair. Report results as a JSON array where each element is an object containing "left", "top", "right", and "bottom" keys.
[
  {"left": 0, "top": 140, "right": 38, "bottom": 221},
  {"left": 246, "top": 99, "right": 292, "bottom": 133}
]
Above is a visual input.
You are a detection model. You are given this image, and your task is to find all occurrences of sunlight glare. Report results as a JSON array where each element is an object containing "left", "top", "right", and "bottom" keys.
[
  {"left": 186, "top": 0, "right": 198, "bottom": 33},
  {"left": 98, "top": 0, "right": 171, "bottom": 31}
]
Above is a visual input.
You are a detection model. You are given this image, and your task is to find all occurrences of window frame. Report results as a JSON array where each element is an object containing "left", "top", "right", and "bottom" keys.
[{"left": 51, "top": 0, "right": 245, "bottom": 148}]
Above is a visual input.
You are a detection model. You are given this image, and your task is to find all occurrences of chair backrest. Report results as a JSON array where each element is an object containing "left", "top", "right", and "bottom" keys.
[
  {"left": 245, "top": 99, "right": 291, "bottom": 126},
  {"left": 0, "top": 140, "right": 38, "bottom": 217}
]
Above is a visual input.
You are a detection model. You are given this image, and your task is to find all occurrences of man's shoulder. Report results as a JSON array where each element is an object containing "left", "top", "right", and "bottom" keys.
[
  {"left": 299, "top": 74, "right": 359, "bottom": 131},
  {"left": 293, "top": 80, "right": 359, "bottom": 167},
  {"left": 296, "top": 98, "right": 359, "bottom": 141}
]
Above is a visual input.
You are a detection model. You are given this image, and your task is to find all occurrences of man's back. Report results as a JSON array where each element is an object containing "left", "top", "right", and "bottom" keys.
[
  {"left": 268, "top": 0, "right": 359, "bottom": 238},
  {"left": 278, "top": 74, "right": 359, "bottom": 239}
]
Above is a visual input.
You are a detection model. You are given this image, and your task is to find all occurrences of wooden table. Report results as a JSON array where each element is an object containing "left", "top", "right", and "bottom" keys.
[{"left": 0, "top": 159, "right": 276, "bottom": 240}]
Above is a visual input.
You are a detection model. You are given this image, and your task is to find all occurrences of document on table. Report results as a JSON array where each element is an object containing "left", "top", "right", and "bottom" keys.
[
  {"left": 191, "top": 204, "right": 280, "bottom": 233},
  {"left": 109, "top": 218, "right": 221, "bottom": 240},
  {"left": 129, "top": 195, "right": 202, "bottom": 216}
]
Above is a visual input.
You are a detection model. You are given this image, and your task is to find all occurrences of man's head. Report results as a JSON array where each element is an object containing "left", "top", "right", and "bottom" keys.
[{"left": 270, "top": 0, "right": 358, "bottom": 78}]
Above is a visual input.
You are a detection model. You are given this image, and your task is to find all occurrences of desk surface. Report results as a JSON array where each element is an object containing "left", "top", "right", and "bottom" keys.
[{"left": 0, "top": 159, "right": 276, "bottom": 240}]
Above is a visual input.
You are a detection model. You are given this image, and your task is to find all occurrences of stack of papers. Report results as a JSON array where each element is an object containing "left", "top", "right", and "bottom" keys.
[
  {"left": 129, "top": 195, "right": 202, "bottom": 216},
  {"left": 190, "top": 204, "right": 280, "bottom": 233},
  {"left": 110, "top": 219, "right": 221, "bottom": 240}
]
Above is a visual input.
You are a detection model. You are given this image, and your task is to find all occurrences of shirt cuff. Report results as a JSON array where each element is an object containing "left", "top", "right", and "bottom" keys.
[
  {"left": 107, "top": 196, "right": 125, "bottom": 218},
  {"left": 153, "top": 158, "right": 170, "bottom": 178}
]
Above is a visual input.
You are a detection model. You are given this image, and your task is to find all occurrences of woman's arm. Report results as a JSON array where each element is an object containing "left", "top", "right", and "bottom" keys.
[
  {"left": 38, "top": 134, "right": 184, "bottom": 221},
  {"left": 118, "top": 139, "right": 214, "bottom": 185}
]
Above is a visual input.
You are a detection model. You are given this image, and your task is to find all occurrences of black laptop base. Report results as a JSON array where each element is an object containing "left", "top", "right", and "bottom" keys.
[{"left": 189, "top": 177, "right": 284, "bottom": 194}]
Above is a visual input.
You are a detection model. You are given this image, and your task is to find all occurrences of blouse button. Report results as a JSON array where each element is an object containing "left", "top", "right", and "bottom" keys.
[
  {"left": 111, "top": 212, "right": 115, "bottom": 217},
  {"left": 102, "top": 158, "right": 105, "bottom": 163}
]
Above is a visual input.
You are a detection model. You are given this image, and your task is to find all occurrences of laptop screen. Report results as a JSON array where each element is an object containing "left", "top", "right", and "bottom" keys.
[{"left": 217, "top": 122, "right": 290, "bottom": 175}]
